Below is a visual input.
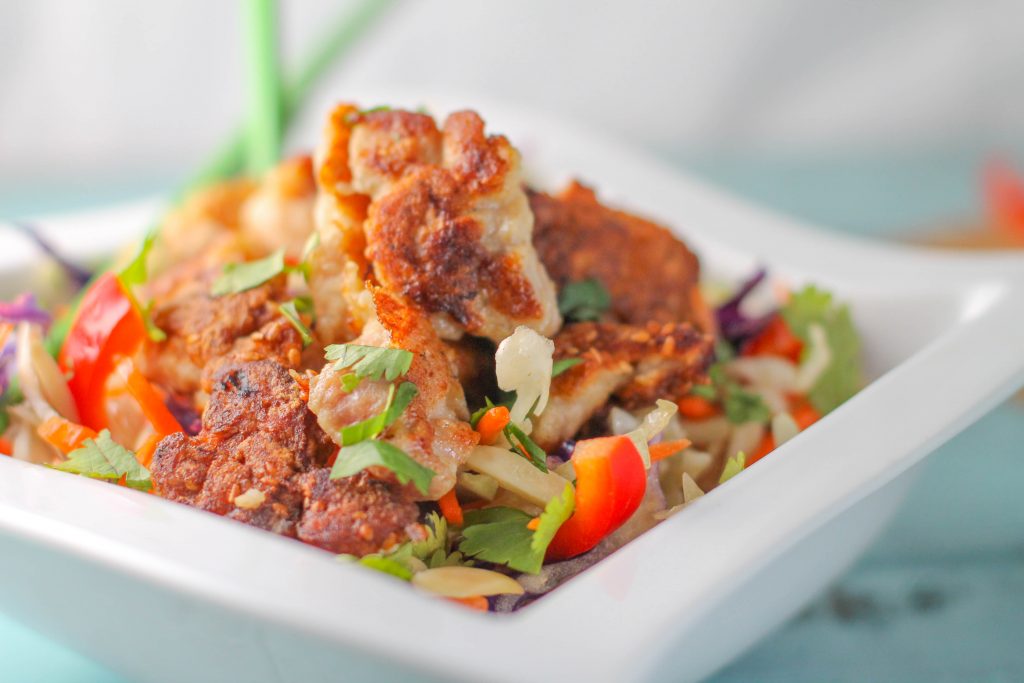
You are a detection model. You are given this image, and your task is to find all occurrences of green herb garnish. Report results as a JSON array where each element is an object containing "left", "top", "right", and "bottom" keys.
[
  {"left": 211, "top": 249, "right": 287, "bottom": 296},
  {"left": 330, "top": 440, "right": 434, "bottom": 495},
  {"left": 558, "top": 278, "right": 611, "bottom": 322},
  {"left": 459, "top": 484, "right": 574, "bottom": 574},
  {"left": 50, "top": 430, "right": 152, "bottom": 491},
  {"left": 551, "top": 357, "right": 583, "bottom": 378},
  {"left": 503, "top": 422, "right": 548, "bottom": 472},
  {"left": 339, "top": 381, "right": 418, "bottom": 445},
  {"left": 781, "top": 285, "right": 862, "bottom": 413},
  {"left": 325, "top": 344, "right": 414, "bottom": 382},
  {"left": 277, "top": 299, "right": 314, "bottom": 348}
]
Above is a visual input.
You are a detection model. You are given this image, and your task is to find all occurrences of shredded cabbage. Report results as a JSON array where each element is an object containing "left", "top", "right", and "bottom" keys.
[{"left": 495, "top": 326, "right": 554, "bottom": 425}]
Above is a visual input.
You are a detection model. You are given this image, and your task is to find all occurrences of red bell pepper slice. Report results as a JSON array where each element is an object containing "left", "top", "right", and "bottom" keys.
[
  {"left": 742, "top": 315, "right": 803, "bottom": 364},
  {"left": 58, "top": 273, "right": 147, "bottom": 431},
  {"left": 546, "top": 435, "right": 647, "bottom": 561}
]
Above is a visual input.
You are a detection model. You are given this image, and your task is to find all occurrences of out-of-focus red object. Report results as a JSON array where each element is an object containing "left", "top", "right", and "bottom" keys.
[{"left": 984, "top": 159, "right": 1024, "bottom": 238}]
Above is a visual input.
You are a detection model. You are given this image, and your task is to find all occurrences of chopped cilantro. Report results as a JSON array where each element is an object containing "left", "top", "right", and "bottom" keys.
[
  {"left": 781, "top": 285, "right": 862, "bottom": 413},
  {"left": 277, "top": 299, "right": 314, "bottom": 348},
  {"left": 117, "top": 226, "right": 157, "bottom": 288},
  {"left": 211, "top": 249, "right": 287, "bottom": 296},
  {"left": 459, "top": 483, "right": 575, "bottom": 574},
  {"left": 340, "top": 373, "right": 362, "bottom": 392},
  {"left": 503, "top": 422, "right": 548, "bottom": 472},
  {"left": 339, "top": 382, "right": 418, "bottom": 445},
  {"left": 719, "top": 451, "right": 747, "bottom": 484},
  {"left": 330, "top": 440, "right": 434, "bottom": 495},
  {"left": 324, "top": 344, "right": 413, "bottom": 382},
  {"left": 558, "top": 278, "right": 611, "bottom": 322},
  {"left": 346, "top": 512, "right": 467, "bottom": 579},
  {"left": 551, "top": 357, "right": 583, "bottom": 378},
  {"left": 50, "top": 430, "right": 152, "bottom": 491},
  {"left": 298, "top": 232, "right": 320, "bottom": 280},
  {"left": 694, "top": 364, "right": 771, "bottom": 425}
]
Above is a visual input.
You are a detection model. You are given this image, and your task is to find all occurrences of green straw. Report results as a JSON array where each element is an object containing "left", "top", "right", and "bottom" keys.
[
  {"left": 242, "top": 0, "right": 283, "bottom": 175},
  {"left": 178, "top": 0, "right": 396, "bottom": 199}
]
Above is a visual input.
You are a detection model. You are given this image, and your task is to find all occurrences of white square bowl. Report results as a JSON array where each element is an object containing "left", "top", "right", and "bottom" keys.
[{"left": 1, "top": 93, "right": 1023, "bottom": 683}]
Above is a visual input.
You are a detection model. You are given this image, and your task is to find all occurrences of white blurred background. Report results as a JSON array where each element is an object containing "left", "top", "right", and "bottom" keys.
[{"left": 2, "top": 0, "right": 1022, "bottom": 218}]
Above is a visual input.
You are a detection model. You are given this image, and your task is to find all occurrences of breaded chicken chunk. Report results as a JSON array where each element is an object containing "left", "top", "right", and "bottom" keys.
[
  {"left": 240, "top": 154, "right": 318, "bottom": 261},
  {"left": 309, "top": 105, "right": 561, "bottom": 344},
  {"left": 152, "top": 360, "right": 420, "bottom": 554},
  {"left": 137, "top": 259, "right": 302, "bottom": 400},
  {"left": 309, "top": 288, "right": 479, "bottom": 500},
  {"left": 532, "top": 321, "right": 712, "bottom": 450},
  {"left": 530, "top": 182, "right": 714, "bottom": 332}
]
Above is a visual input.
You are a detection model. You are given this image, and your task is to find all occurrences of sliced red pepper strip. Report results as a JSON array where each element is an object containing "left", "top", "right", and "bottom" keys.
[
  {"left": 984, "top": 159, "right": 1024, "bottom": 237},
  {"left": 58, "top": 274, "right": 147, "bottom": 431},
  {"left": 546, "top": 435, "right": 647, "bottom": 561}
]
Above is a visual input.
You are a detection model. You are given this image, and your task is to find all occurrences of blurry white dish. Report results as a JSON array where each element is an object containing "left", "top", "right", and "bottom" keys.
[{"left": 1, "top": 93, "right": 1023, "bottom": 683}]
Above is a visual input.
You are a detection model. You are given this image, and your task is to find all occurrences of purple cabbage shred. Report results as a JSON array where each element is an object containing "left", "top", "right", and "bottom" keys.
[
  {"left": 714, "top": 267, "right": 775, "bottom": 348},
  {"left": 0, "top": 293, "right": 51, "bottom": 330},
  {"left": 165, "top": 395, "right": 202, "bottom": 436},
  {"left": 16, "top": 222, "right": 93, "bottom": 291}
]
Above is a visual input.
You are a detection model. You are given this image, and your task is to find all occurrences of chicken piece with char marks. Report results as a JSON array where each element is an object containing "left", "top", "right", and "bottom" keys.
[{"left": 308, "top": 287, "right": 479, "bottom": 500}]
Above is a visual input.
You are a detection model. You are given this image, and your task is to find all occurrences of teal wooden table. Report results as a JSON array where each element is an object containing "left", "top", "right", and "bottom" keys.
[{"left": 2, "top": 154, "right": 1021, "bottom": 682}]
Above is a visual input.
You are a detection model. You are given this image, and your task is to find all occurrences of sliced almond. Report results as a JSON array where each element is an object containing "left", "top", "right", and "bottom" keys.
[{"left": 412, "top": 566, "right": 525, "bottom": 599}]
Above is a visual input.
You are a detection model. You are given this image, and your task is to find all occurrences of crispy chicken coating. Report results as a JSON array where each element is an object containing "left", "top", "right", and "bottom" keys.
[
  {"left": 532, "top": 321, "right": 712, "bottom": 450},
  {"left": 530, "top": 182, "right": 714, "bottom": 332},
  {"left": 137, "top": 261, "right": 302, "bottom": 400},
  {"left": 152, "top": 360, "right": 420, "bottom": 554},
  {"left": 240, "top": 154, "right": 318, "bottom": 261},
  {"left": 308, "top": 288, "right": 479, "bottom": 500}
]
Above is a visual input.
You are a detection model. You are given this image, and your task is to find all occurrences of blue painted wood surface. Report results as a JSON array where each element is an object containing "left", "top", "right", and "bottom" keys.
[{"left": 2, "top": 156, "right": 1021, "bottom": 682}]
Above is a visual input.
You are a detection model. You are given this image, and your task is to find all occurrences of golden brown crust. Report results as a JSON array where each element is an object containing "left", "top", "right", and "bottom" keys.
[
  {"left": 308, "top": 288, "right": 479, "bottom": 500},
  {"left": 350, "top": 108, "right": 561, "bottom": 341},
  {"left": 530, "top": 181, "right": 714, "bottom": 332},
  {"left": 532, "top": 321, "right": 712, "bottom": 450}
]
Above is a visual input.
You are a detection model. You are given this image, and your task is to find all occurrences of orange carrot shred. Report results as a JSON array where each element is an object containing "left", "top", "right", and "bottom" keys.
[
  {"left": 649, "top": 439, "right": 692, "bottom": 463},
  {"left": 475, "top": 405, "right": 510, "bottom": 445},
  {"left": 676, "top": 395, "right": 719, "bottom": 420},
  {"left": 448, "top": 595, "right": 489, "bottom": 611},
  {"left": 438, "top": 487, "right": 464, "bottom": 526},
  {"left": 37, "top": 416, "right": 98, "bottom": 455},
  {"left": 135, "top": 433, "right": 162, "bottom": 469},
  {"left": 526, "top": 517, "right": 540, "bottom": 531}
]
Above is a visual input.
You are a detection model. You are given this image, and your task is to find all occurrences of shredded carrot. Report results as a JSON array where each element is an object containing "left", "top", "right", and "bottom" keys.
[
  {"left": 526, "top": 517, "right": 540, "bottom": 531},
  {"left": 438, "top": 487, "right": 464, "bottom": 526},
  {"left": 475, "top": 405, "right": 510, "bottom": 445},
  {"left": 0, "top": 437, "right": 12, "bottom": 456},
  {"left": 135, "top": 433, "right": 162, "bottom": 469},
  {"left": 747, "top": 434, "right": 775, "bottom": 466},
  {"left": 116, "top": 357, "right": 183, "bottom": 438},
  {"left": 649, "top": 439, "right": 692, "bottom": 463},
  {"left": 789, "top": 398, "right": 821, "bottom": 430},
  {"left": 37, "top": 416, "right": 98, "bottom": 455},
  {"left": 676, "top": 395, "right": 719, "bottom": 420},
  {"left": 447, "top": 595, "right": 489, "bottom": 611}
]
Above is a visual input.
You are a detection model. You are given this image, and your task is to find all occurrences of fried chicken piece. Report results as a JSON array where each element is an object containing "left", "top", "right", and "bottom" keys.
[
  {"left": 152, "top": 360, "right": 420, "bottom": 554},
  {"left": 240, "top": 154, "right": 318, "bottom": 261},
  {"left": 307, "top": 104, "right": 375, "bottom": 344},
  {"left": 308, "top": 288, "right": 479, "bottom": 500},
  {"left": 530, "top": 182, "right": 714, "bottom": 332},
  {"left": 346, "top": 107, "right": 561, "bottom": 342},
  {"left": 296, "top": 468, "right": 420, "bottom": 555},
  {"left": 137, "top": 261, "right": 302, "bottom": 399},
  {"left": 532, "top": 321, "right": 712, "bottom": 450}
]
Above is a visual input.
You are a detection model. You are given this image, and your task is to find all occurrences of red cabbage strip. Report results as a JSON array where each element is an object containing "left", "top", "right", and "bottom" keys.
[
  {"left": 715, "top": 268, "right": 774, "bottom": 347},
  {"left": 15, "top": 222, "right": 93, "bottom": 290},
  {"left": 0, "top": 293, "right": 51, "bottom": 329}
]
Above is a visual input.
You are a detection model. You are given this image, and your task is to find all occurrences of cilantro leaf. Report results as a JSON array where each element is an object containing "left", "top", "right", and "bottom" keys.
[
  {"left": 340, "top": 373, "right": 362, "bottom": 392},
  {"left": 722, "top": 386, "right": 771, "bottom": 424},
  {"left": 211, "top": 249, "right": 287, "bottom": 296},
  {"left": 503, "top": 423, "right": 548, "bottom": 472},
  {"left": 781, "top": 285, "right": 862, "bottom": 413},
  {"left": 460, "top": 484, "right": 574, "bottom": 574},
  {"left": 50, "top": 430, "right": 152, "bottom": 491},
  {"left": 551, "top": 357, "right": 583, "bottom": 378},
  {"left": 339, "top": 382, "right": 418, "bottom": 445},
  {"left": 324, "top": 344, "right": 413, "bottom": 382},
  {"left": 330, "top": 440, "right": 434, "bottom": 495},
  {"left": 345, "top": 512, "right": 466, "bottom": 579},
  {"left": 719, "top": 451, "right": 747, "bottom": 484},
  {"left": 558, "top": 278, "right": 611, "bottom": 322},
  {"left": 469, "top": 397, "right": 497, "bottom": 428},
  {"left": 118, "top": 227, "right": 157, "bottom": 287},
  {"left": 277, "top": 299, "right": 314, "bottom": 348}
]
